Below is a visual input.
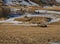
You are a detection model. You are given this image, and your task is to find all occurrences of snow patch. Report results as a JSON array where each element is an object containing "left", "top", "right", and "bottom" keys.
[{"left": 49, "top": 42, "right": 60, "bottom": 44}]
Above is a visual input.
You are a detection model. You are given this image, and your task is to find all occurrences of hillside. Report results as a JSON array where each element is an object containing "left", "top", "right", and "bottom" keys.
[
  {"left": 1, "top": 0, "right": 60, "bottom": 6},
  {"left": 31, "top": 0, "right": 60, "bottom": 6}
]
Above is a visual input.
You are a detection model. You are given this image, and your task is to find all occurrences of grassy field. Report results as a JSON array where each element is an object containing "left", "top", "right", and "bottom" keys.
[{"left": 0, "top": 23, "right": 60, "bottom": 44}]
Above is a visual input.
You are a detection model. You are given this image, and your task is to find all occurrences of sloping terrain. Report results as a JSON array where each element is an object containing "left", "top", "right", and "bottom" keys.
[
  {"left": 20, "top": 0, "right": 39, "bottom": 6},
  {"left": 31, "top": 0, "right": 60, "bottom": 6},
  {"left": 14, "top": 16, "right": 48, "bottom": 23},
  {"left": 0, "top": 1, "right": 60, "bottom": 44}
]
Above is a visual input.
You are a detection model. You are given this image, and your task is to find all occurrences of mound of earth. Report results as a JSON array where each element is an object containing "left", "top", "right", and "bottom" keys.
[{"left": 14, "top": 16, "right": 51, "bottom": 24}]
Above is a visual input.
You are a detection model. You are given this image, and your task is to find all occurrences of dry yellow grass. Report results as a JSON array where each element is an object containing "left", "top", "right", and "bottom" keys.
[
  {"left": 0, "top": 24, "right": 60, "bottom": 44},
  {"left": 0, "top": 5, "right": 60, "bottom": 44},
  {"left": 14, "top": 16, "right": 48, "bottom": 24},
  {"left": 27, "top": 6, "right": 60, "bottom": 11}
]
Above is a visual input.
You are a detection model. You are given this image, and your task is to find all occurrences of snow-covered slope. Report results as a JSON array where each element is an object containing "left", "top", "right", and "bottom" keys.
[
  {"left": 56, "top": 0, "right": 60, "bottom": 3},
  {"left": 19, "top": 0, "right": 32, "bottom": 6},
  {"left": 28, "top": 0, "right": 39, "bottom": 6},
  {"left": 3, "top": 0, "right": 39, "bottom": 6},
  {"left": 19, "top": 0, "right": 39, "bottom": 6}
]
